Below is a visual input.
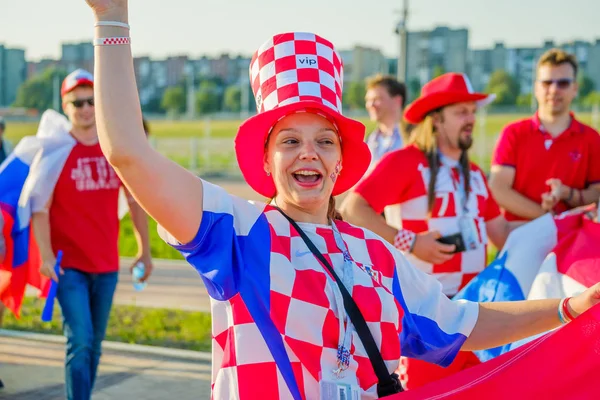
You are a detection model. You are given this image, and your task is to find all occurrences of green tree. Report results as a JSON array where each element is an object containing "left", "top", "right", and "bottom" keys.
[
  {"left": 13, "top": 68, "right": 67, "bottom": 111},
  {"left": 485, "top": 70, "right": 520, "bottom": 105},
  {"left": 223, "top": 85, "right": 242, "bottom": 112},
  {"left": 245, "top": 83, "right": 257, "bottom": 112},
  {"left": 161, "top": 86, "right": 186, "bottom": 115},
  {"left": 432, "top": 65, "right": 446, "bottom": 78},
  {"left": 195, "top": 81, "right": 221, "bottom": 115},
  {"left": 198, "top": 75, "right": 224, "bottom": 88},
  {"left": 407, "top": 78, "right": 421, "bottom": 103},
  {"left": 343, "top": 81, "right": 366, "bottom": 110},
  {"left": 582, "top": 91, "right": 600, "bottom": 107},
  {"left": 516, "top": 93, "right": 533, "bottom": 107},
  {"left": 578, "top": 74, "right": 595, "bottom": 99},
  {"left": 142, "top": 95, "right": 164, "bottom": 114}
]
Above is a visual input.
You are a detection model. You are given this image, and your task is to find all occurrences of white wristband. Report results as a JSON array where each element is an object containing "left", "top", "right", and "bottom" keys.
[{"left": 95, "top": 20, "right": 130, "bottom": 29}]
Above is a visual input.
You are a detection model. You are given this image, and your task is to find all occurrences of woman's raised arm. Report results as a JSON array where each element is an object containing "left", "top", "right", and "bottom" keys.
[{"left": 86, "top": 0, "right": 203, "bottom": 243}]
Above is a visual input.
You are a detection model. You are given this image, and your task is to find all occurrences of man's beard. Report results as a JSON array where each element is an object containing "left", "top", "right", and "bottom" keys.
[
  {"left": 458, "top": 124, "right": 474, "bottom": 150},
  {"left": 459, "top": 136, "right": 473, "bottom": 150}
]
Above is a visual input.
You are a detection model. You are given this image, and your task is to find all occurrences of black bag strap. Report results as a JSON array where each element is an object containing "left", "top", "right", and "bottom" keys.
[{"left": 275, "top": 207, "right": 402, "bottom": 393}]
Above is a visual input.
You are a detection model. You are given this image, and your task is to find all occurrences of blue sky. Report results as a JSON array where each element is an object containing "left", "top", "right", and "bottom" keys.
[{"left": 2, "top": 0, "right": 598, "bottom": 60}]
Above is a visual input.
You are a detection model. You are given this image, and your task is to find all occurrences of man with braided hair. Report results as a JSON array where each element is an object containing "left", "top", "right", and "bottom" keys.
[{"left": 341, "top": 73, "right": 522, "bottom": 299}]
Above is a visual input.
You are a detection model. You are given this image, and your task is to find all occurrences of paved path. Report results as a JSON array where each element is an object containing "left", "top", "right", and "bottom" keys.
[
  {"left": 113, "top": 258, "right": 211, "bottom": 312},
  {"left": 24, "top": 257, "right": 212, "bottom": 313},
  {"left": 0, "top": 334, "right": 212, "bottom": 400}
]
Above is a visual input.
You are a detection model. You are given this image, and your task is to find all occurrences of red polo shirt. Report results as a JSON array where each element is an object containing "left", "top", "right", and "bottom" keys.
[{"left": 492, "top": 112, "right": 600, "bottom": 221}]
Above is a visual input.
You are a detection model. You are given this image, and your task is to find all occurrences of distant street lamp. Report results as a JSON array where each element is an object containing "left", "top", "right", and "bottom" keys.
[
  {"left": 185, "top": 64, "right": 196, "bottom": 119},
  {"left": 53, "top": 70, "right": 60, "bottom": 111},
  {"left": 394, "top": 0, "right": 409, "bottom": 83}
]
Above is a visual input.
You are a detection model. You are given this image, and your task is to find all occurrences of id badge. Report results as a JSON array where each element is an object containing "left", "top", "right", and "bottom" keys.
[
  {"left": 459, "top": 216, "right": 479, "bottom": 251},
  {"left": 319, "top": 380, "right": 360, "bottom": 400}
]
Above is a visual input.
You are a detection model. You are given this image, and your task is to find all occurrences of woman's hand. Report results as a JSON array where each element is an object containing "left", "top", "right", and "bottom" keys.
[
  {"left": 569, "top": 282, "right": 600, "bottom": 318},
  {"left": 85, "top": 0, "right": 128, "bottom": 22}
]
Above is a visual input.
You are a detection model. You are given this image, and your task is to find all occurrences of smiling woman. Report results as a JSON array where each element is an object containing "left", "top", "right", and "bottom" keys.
[{"left": 86, "top": 0, "right": 600, "bottom": 398}]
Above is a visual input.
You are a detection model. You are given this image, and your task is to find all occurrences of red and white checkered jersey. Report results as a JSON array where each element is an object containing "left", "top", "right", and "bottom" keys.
[
  {"left": 355, "top": 145, "right": 501, "bottom": 296},
  {"left": 159, "top": 179, "right": 479, "bottom": 399}
]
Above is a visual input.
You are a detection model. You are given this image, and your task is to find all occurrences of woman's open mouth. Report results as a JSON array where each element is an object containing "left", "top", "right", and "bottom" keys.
[{"left": 292, "top": 169, "right": 323, "bottom": 187}]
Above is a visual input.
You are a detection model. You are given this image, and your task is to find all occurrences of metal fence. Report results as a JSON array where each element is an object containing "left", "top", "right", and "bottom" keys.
[
  {"left": 148, "top": 129, "right": 501, "bottom": 178},
  {"left": 8, "top": 105, "right": 597, "bottom": 179},
  {"left": 149, "top": 136, "right": 242, "bottom": 178},
  {"left": 147, "top": 105, "right": 600, "bottom": 178}
]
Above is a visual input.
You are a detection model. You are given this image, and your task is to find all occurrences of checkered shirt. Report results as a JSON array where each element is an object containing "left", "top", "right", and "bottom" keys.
[
  {"left": 159, "top": 179, "right": 478, "bottom": 399},
  {"left": 249, "top": 32, "right": 344, "bottom": 114},
  {"left": 355, "top": 145, "right": 501, "bottom": 297}
]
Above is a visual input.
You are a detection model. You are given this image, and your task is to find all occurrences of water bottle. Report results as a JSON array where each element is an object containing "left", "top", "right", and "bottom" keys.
[{"left": 132, "top": 261, "right": 147, "bottom": 291}]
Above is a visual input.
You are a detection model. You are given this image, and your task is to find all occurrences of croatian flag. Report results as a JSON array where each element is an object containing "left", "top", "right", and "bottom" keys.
[
  {"left": 453, "top": 213, "right": 562, "bottom": 360},
  {"left": 0, "top": 110, "right": 75, "bottom": 317},
  {"left": 526, "top": 211, "right": 599, "bottom": 300},
  {"left": 401, "top": 211, "right": 600, "bottom": 392}
]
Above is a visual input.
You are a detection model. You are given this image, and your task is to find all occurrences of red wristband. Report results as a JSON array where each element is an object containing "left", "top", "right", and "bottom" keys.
[{"left": 562, "top": 297, "right": 576, "bottom": 321}]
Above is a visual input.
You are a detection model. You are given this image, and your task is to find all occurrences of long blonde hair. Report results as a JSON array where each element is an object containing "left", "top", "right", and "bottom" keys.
[{"left": 408, "top": 112, "right": 471, "bottom": 215}]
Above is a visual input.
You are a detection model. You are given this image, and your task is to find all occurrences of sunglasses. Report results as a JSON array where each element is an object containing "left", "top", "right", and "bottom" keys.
[
  {"left": 538, "top": 79, "right": 574, "bottom": 89},
  {"left": 70, "top": 97, "right": 95, "bottom": 108}
]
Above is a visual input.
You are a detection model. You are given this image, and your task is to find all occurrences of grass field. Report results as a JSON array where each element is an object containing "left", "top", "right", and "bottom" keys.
[
  {"left": 8, "top": 113, "right": 597, "bottom": 171},
  {"left": 118, "top": 214, "right": 184, "bottom": 260},
  {"left": 4, "top": 296, "right": 212, "bottom": 351},
  {"left": 6, "top": 113, "right": 597, "bottom": 142},
  {"left": 5, "top": 118, "right": 253, "bottom": 141}
]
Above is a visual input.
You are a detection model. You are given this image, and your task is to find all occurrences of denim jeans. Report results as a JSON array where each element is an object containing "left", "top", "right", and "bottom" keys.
[{"left": 57, "top": 268, "right": 118, "bottom": 400}]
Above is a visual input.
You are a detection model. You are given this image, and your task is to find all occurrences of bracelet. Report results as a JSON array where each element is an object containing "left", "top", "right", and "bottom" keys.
[
  {"left": 558, "top": 298, "right": 574, "bottom": 324},
  {"left": 95, "top": 20, "right": 130, "bottom": 29},
  {"left": 558, "top": 299, "right": 568, "bottom": 324},
  {"left": 562, "top": 297, "right": 576, "bottom": 321},
  {"left": 93, "top": 37, "right": 131, "bottom": 46},
  {"left": 394, "top": 229, "right": 417, "bottom": 253},
  {"left": 408, "top": 235, "right": 417, "bottom": 253},
  {"left": 566, "top": 187, "right": 574, "bottom": 202}
]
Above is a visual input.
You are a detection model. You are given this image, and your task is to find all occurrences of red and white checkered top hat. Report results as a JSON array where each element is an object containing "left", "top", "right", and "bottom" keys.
[
  {"left": 250, "top": 32, "right": 344, "bottom": 113},
  {"left": 235, "top": 32, "right": 370, "bottom": 198}
]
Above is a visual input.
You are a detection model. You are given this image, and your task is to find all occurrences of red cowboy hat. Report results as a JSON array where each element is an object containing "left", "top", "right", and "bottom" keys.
[
  {"left": 404, "top": 73, "right": 496, "bottom": 124},
  {"left": 234, "top": 32, "right": 370, "bottom": 198}
]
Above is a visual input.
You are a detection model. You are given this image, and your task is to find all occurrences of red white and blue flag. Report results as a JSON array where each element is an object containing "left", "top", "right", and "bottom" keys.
[
  {"left": 399, "top": 211, "right": 600, "bottom": 396},
  {"left": 455, "top": 211, "right": 600, "bottom": 359},
  {"left": 0, "top": 110, "right": 75, "bottom": 317}
]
